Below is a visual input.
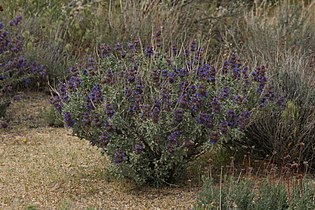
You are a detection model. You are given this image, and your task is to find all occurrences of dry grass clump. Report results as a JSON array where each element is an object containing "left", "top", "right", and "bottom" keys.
[{"left": 0, "top": 92, "right": 198, "bottom": 209}]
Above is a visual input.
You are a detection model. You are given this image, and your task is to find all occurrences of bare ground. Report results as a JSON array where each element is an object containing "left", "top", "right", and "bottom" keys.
[{"left": 0, "top": 92, "right": 199, "bottom": 209}]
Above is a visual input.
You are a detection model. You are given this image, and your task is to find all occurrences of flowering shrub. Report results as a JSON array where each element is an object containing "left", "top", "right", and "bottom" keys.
[
  {"left": 52, "top": 35, "right": 284, "bottom": 185},
  {"left": 0, "top": 16, "right": 47, "bottom": 117}
]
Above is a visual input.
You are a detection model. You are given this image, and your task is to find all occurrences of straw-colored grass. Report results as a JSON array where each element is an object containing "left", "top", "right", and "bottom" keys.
[{"left": 0, "top": 92, "right": 199, "bottom": 209}]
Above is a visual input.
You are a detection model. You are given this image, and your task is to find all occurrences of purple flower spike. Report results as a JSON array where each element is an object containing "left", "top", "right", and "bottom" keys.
[
  {"left": 63, "top": 112, "right": 75, "bottom": 127},
  {"left": 106, "top": 102, "right": 115, "bottom": 118},
  {"left": 210, "top": 131, "right": 219, "bottom": 144},
  {"left": 113, "top": 149, "right": 125, "bottom": 164},
  {"left": 135, "top": 143, "right": 144, "bottom": 154},
  {"left": 211, "top": 98, "right": 221, "bottom": 113},
  {"left": 174, "top": 109, "right": 184, "bottom": 123}
]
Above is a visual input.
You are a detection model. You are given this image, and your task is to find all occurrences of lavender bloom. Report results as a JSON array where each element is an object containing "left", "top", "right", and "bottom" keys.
[
  {"left": 258, "top": 75, "right": 267, "bottom": 84},
  {"left": 67, "top": 76, "right": 81, "bottom": 91},
  {"left": 178, "top": 93, "right": 189, "bottom": 108},
  {"left": 257, "top": 83, "right": 265, "bottom": 94},
  {"left": 90, "top": 84, "right": 103, "bottom": 103},
  {"left": 251, "top": 70, "right": 259, "bottom": 82},
  {"left": 190, "top": 93, "right": 202, "bottom": 111},
  {"left": 197, "top": 112, "right": 213, "bottom": 129},
  {"left": 106, "top": 102, "right": 115, "bottom": 118},
  {"left": 17, "top": 56, "right": 27, "bottom": 68},
  {"left": 222, "top": 60, "right": 229, "bottom": 75},
  {"left": 133, "top": 91, "right": 142, "bottom": 102},
  {"left": 210, "top": 131, "right": 219, "bottom": 144},
  {"left": 127, "top": 42, "right": 136, "bottom": 51},
  {"left": 232, "top": 67, "right": 241, "bottom": 80},
  {"left": 145, "top": 46, "right": 154, "bottom": 57},
  {"left": 197, "top": 66, "right": 207, "bottom": 79},
  {"left": 208, "top": 66, "right": 216, "bottom": 83},
  {"left": 58, "top": 83, "right": 68, "bottom": 102},
  {"left": 191, "top": 40, "right": 197, "bottom": 52},
  {"left": 92, "top": 114, "right": 101, "bottom": 127},
  {"left": 263, "top": 86, "right": 275, "bottom": 100},
  {"left": 238, "top": 110, "right": 251, "bottom": 130},
  {"left": 151, "top": 107, "right": 160, "bottom": 123},
  {"left": 168, "top": 130, "right": 180, "bottom": 144},
  {"left": 99, "top": 131, "right": 110, "bottom": 147},
  {"left": 9, "top": 16, "right": 22, "bottom": 26},
  {"left": 104, "top": 68, "right": 114, "bottom": 84},
  {"left": 211, "top": 98, "right": 221, "bottom": 113},
  {"left": 0, "top": 22, "right": 3, "bottom": 30},
  {"left": 174, "top": 109, "right": 184, "bottom": 123},
  {"left": 135, "top": 143, "right": 144, "bottom": 154},
  {"left": 49, "top": 95, "right": 62, "bottom": 113},
  {"left": 198, "top": 83, "right": 208, "bottom": 97},
  {"left": 168, "top": 72, "right": 175, "bottom": 83},
  {"left": 85, "top": 95, "right": 94, "bottom": 110},
  {"left": 69, "top": 65, "right": 79, "bottom": 76},
  {"left": 178, "top": 68, "right": 188, "bottom": 78},
  {"left": 99, "top": 44, "right": 111, "bottom": 58},
  {"left": 276, "top": 96, "right": 286, "bottom": 107},
  {"left": 189, "top": 85, "right": 197, "bottom": 94},
  {"left": 114, "top": 42, "right": 122, "bottom": 51},
  {"left": 153, "top": 98, "right": 162, "bottom": 110},
  {"left": 21, "top": 77, "right": 31, "bottom": 86},
  {"left": 183, "top": 48, "right": 190, "bottom": 57},
  {"left": 82, "top": 112, "right": 91, "bottom": 126},
  {"left": 124, "top": 87, "right": 132, "bottom": 98},
  {"left": 172, "top": 45, "right": 177, "bottom": 55},
  {"left": 153, "top": 30, "right": 162, "bottom": 47},
  {"left": 127, "top": 68, "right": 136, "bottom": 83},
  {"left": 162, "top": 69, "right": 168, "bottom": 77},
  {"left": 128, "top": 104, "right": 136, "bottom": 115},
  {"left": 104, "top": 121, "right": 115, "bottom": 133},
  {"left": 63, "top": 112, "right": 74, "bottom": 127},
  {"left": 242, "top": 66, "right": 249, "bottom": 74},
  {"left": 219, "top": 121, "right": 229, "bottom": 134},
  {"left": 140, "top": 104, "right": 150, "bottom": 119},
  {"left": 228, "top": 52, "right": 237, "bottom": 64},
  {"left": 235, "top": 94, "right": 245, "bottom": 104},
  {"left": 113, "top": 149, "right": 125, "bottom": 164},
  {"left": 219, "top": 86, "right": 230, "bottom": 100},
  {"left": 167, "top": 130, "right": 180, "bottom": 154},
  {"left": 259, "top": 97, "right": 267, "bottom": 108},
  {"left": 151, "top": 69, "right": 160, "bottom": 86},
  {"left": 226, "top": 109, "right": 237, "bottom": 127}
]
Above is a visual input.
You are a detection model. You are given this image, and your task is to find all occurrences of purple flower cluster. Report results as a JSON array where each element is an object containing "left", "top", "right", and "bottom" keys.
[
  {"left": 50, "top": 95, "right": 63, "bottom": 113},
  {"left": 0, "top": 17, "right": 46, "bottom": 94},
  {"left": 167, "top": 130, "right": 180, "bottom": 153},
  {"left": 98, "top": 131, "right": 110, "bottom": 147},
  {"left": 63, "top": 112, "right": 75, "bottom": 127},
  {"left": 58, "top": 83, "right": 68, "bottom": 102},
  {"left": 135, "top": 142, "right": 144, "bottom": 154},
  {"left": 9, "top": 16, "right": 22, "bottom": 26},
  {"left": 106, "top": 102, "right": 115, "bottom": 118},
  {"left": 90, "top": 84, "right": 103, "bottom": 103},
  {"left": 114, "top": 149, "right": 125, "bottom": 164}
]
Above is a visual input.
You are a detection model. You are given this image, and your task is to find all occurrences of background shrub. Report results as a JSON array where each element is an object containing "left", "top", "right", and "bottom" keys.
[
  {"left": 0, "top": 17, "right": 47, "bottom": 117},
  {"left": 220, "top": 0, "right": 315, "bottom": 171},
  {"left": 194, "top": 175, "right": 315, "bottom": 210}
]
